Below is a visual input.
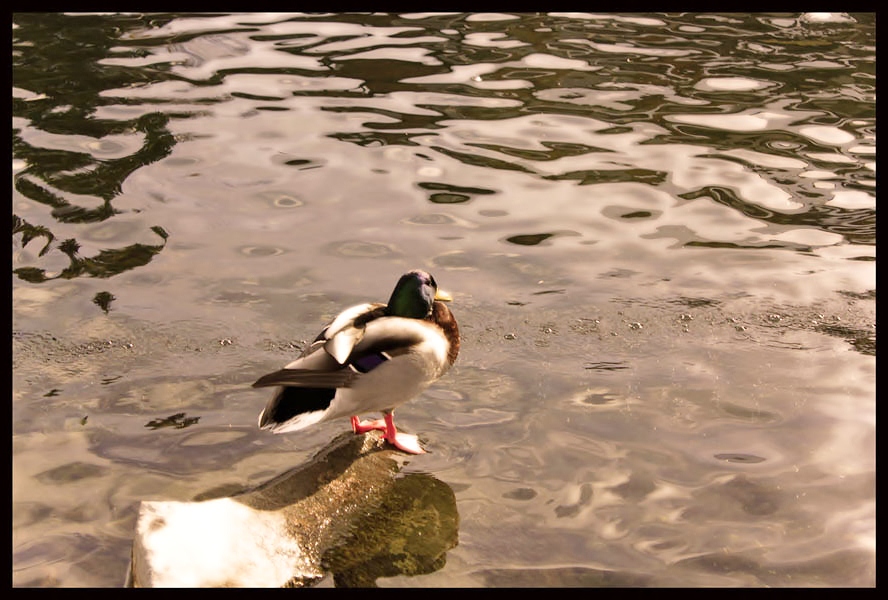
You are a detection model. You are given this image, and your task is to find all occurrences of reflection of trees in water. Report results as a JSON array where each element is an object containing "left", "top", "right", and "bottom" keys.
[
  {"left": 13, "top": 216, "right": 168, "bottom": 283},
  {"left": 12, "top": 12, "right": 875, "bottom": 286},
  {"left": 681, "top": 186, "right": 875, "bottom": 246},
  {"left": 12, "top": 13, "right": 180, "bottom": 283}
]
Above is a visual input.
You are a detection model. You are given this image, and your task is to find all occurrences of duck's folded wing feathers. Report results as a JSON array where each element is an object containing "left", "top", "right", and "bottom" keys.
[
  {"left": 324, "top": 326, "right": 364, "bottom": 365},
  {"left": 252, "top": 368, "right": 358, "bottom": 389},
  {"left": 317, "top": 302, "right": 386, "bottom": 364}
]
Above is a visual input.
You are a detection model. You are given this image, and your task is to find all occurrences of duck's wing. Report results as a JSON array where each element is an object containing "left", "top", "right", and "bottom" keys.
[
  {"left": 253, "top": 313, "right": 443, "bottom": 391},
  {"left": 251, "top": 302, "right": 388, "bottom": 390},
  {"left": 313, "top": 302, "right": 386, "bottom": 364},
  {"left": 251, "top": 368, "right": 358, "bottom": 389}
]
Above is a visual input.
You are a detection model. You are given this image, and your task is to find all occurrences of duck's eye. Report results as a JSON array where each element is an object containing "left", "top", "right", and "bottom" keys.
[{"left": 429, "top": 275, "right": 438, "bottom": 288}]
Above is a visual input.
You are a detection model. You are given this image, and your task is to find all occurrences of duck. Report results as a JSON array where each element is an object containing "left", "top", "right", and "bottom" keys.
[{"left": 253, "top": 270, "right": 460, "bottom": 454}]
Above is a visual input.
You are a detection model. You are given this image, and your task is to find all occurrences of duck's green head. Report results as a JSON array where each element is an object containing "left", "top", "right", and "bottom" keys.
[{"left": 386, "top": 270, "right": 451, "bottom": 319}]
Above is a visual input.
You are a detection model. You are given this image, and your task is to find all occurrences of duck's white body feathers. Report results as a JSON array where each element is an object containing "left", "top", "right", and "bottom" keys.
[
  {"left": 256, "top": 310, "right": 453, "bottom": 434},
  {"left": 253, "top": 270, "right": 459, "bottom": 456}
]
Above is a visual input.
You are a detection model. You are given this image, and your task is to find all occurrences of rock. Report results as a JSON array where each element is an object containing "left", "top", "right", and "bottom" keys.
[{"left": 129, "top": 430, "right": 458, "bottom": 587}]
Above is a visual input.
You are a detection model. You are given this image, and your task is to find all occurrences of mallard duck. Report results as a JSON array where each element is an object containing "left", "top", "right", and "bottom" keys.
[{"left": 253, "top": 270, "right": 460, "bottom": 454}]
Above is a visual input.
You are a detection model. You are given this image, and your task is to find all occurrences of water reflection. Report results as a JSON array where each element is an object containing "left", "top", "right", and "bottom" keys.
[
  {"left": 144, "top": 412, "right": 200, "bottom": 430},
  {"left": 13, "top": 12, "right": 875, "bottom": 284},
  {"left": 13, "top": 219, "right": 167, "bottom": 282}
]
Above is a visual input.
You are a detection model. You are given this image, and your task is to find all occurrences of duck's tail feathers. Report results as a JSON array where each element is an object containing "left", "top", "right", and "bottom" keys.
[
  {"left": 257, "top": 385, "right": 338, "bottom": 434},
  {"left": 258, "top": 407, "right": 327, "bottom": 434}
]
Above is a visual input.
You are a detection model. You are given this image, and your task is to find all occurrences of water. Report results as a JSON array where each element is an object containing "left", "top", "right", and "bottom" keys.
[{"left": 12, "top": 12, "right": 875, "bottom": 587}]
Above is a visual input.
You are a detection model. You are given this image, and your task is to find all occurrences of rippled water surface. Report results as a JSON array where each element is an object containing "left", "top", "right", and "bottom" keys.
[{"left": 12, "top": 13, "right": 875, "bottom": 587}]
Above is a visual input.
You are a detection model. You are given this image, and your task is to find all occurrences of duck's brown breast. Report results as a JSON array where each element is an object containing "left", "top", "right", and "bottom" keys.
[{"left": 430, "top": 301, "right": 460, "bottom": 366}]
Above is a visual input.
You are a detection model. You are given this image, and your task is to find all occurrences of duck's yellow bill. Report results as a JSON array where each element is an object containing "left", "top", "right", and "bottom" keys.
[{"left": 435, "top": 289, "right": 453, "bottom": 302}]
